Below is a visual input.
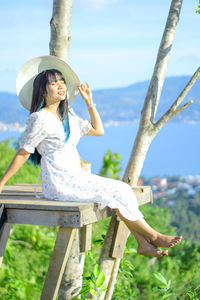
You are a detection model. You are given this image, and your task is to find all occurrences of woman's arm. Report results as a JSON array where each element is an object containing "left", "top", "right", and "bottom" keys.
[
  {"left": 78, "top": 82, "right": 104, "bottom": 136},
  {"left": 0, "top": 148, "right": 30, "bottom": 192}
]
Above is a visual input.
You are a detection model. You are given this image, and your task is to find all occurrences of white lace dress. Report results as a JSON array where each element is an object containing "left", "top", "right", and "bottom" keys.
[{"left": 20, "top": 108, "right": 143, "bottom": 221}]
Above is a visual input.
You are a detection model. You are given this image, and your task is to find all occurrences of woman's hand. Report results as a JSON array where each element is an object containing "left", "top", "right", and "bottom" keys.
[{"left": 78, "top": 82, "right": 93, "bottom": 106}]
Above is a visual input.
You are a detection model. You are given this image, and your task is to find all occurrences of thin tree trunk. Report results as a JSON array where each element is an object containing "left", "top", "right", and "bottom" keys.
[
  {"left": 49, "top": 1, "right": 86, "bottom": 299},
  {"left": 123, "top": 0, "right": 183, "bottom": 186},
  {"left": 50, "top": 0, "right": 73, "bottom": 62},
  {"left": 98, "top": 1, "right": 196, "bottom": 299},
  {"left": 58, "top": 229, "right": 85, "bottom": 300}
]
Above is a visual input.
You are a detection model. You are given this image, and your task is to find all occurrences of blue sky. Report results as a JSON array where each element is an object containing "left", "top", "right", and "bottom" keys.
[{"left": 0, "top": 0, "right": 199, "bottom": 93}]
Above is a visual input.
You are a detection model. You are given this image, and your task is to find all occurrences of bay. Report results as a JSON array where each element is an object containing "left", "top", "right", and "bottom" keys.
[
  {"left": 77, "top": 122, "right": 200, "bottom": 177},
  {"left": 1, "top": 123, "right": 200, "bottom": 177}
]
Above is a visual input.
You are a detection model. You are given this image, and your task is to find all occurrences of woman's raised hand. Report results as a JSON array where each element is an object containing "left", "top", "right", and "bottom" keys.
[{"left": 78, "top": 82, "right": 93, "bottom": 106}]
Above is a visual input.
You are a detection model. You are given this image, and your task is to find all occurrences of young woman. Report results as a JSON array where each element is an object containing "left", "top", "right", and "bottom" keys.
[{"left": 0, "top": 56, "right": 182, "bottom": 257}]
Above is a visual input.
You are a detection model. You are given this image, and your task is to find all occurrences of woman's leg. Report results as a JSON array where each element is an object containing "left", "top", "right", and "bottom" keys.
[{"left": 115, "top": 209, "right": 182, "bottom": 248}]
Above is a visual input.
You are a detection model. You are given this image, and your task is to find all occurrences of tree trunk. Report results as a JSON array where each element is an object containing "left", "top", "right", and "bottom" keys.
[
  {"left": 58, "top": 229, "right": 85, "bottom": 300},
  {"left": 49, "top": 0, "right": 73, "bottom": 62},
  {"left": 123, "top": 0, "right": 183, "bottom": 186},
  {"left": 97, "top": 1, "right": 198, "bottom": 299},
  {"left": 49, "top": 1, "right": 86, "bottom": 299}
]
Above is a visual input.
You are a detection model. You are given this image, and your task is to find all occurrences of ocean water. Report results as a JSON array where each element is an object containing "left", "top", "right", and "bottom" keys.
[{"left": 1, "top": 123, "right": 200, "bottom": 177}]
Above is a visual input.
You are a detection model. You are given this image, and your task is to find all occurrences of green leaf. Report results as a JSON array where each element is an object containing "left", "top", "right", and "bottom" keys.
[
  {"left": 161, "top": 294, "right": 173, "bottom": 300},
  {"left": 96, "top": 272, "right": 105, "bottom": 287},
  {"left": 166, "top": 279, "right": 171, "bottom": 290},
  {"left": 94, "top": 264, "right": 100, "bottom": 278},
  {"left": 186, "top": 291, "right": 194, "bottom": 300},
  {"left": 82, "top": 272, "right": 91, "bottom": 278},
  {"left": 79, "top": 284, "right": 92, "bottom": 294},
  {"left": 124, "top": 248, "right": 137, "bottom": 254},
  {"left": 90, "top": 288, "right": 97, "bottom": 296},
  {"left": 153, "top": 272, "right": 168, "bottom": 287}
]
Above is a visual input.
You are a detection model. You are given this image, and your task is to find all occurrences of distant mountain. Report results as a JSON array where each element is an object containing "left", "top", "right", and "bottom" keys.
[{"left": 0, "top": 76, "right": 200, "bottom": 125}]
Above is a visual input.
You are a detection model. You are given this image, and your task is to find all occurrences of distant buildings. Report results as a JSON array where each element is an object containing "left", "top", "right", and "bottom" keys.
[
  {"left": 149, "top": 175, "right": 200, "bottom": 200},
  {"left": 0, "top": 121, "right": 24, "bottom": 132}
]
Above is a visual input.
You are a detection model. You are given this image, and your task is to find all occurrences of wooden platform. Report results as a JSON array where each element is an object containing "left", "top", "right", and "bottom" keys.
[
  {"left": 0, "top": 184, "right": 152, "bottom": 227},
  {"left": 0, "top": 184, "right": 153, "bottom": 300}
]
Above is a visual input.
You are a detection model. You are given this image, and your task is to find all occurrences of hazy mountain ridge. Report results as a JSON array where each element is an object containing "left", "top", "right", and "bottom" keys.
[{"left": 0, "top": 76, "right": 200, "bottom": 125}]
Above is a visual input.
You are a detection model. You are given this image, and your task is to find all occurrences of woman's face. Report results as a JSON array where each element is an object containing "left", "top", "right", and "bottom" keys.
[{"left": 44, "top": 75, "right": 67, "bottom": 104}]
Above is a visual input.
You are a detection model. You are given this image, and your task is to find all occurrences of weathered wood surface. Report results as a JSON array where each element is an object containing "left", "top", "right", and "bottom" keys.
[
  {"left": 81, "top": 224, "right": 92, "bottom": 252},
  {"left": 0, "top": 223, "right": 11, "bottom": 267},
  {"left": 0, "top": 184, "right": 152, "bottom": 208},
  {"left": 110, "top": 221, "right": 130, "bottom": 259},
  {"left": 0, "top": 184, "right": 152, "bottom": 227},
  {"left": 40, "top": 227, "right": 75, "bottom": 300}
]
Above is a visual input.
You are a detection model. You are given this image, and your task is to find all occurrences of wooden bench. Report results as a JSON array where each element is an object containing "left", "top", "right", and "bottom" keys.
[{"left": 0, "top": 184, "right": 152, "bottom": 300}]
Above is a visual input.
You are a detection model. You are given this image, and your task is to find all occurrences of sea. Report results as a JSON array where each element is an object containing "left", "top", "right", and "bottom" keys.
[{"left": 1, "top": 122, "right": 200, "bottom": 178}]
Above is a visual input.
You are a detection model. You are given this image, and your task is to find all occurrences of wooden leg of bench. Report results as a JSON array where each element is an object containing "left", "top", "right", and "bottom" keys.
[
  {"left": 40, "top": 227, "right": 76, "bottom": 300},
  {"left": 0, "top": 223, "right": 11, "bottom": 267}
]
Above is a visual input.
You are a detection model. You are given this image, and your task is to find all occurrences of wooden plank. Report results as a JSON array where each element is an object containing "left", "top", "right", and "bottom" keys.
[
  {"left": 80, "top": 206, "right": 114, "bottom": 226},
  {"left": 133, "top": 186, "right": 153, "bottom": 205},
  {"left": 6, "top": 209, "right": 81, "bottom": 227},
  {"left": 0, "top": 204, "right": 7, "bottom": 230},
  {"left": 6, "top": 206, "right": 113, "bottom": 227},
  {"left": 40, "top": 227, "right": 76, "bottom": 300},
  {"left": 0, "top": 198, "right": 95, "bottom": 212},
  {"left": 109, "top": 221, "right": 129, "bottom": 258},
  {"left": 0, "top": 223, "right": 11, "bottom": 267},
  {"left": 80, "top": 224, "right": 92, "bottom": 252},
  {"left": 0, "top": 185, "right": 153, "bottom": 208}
]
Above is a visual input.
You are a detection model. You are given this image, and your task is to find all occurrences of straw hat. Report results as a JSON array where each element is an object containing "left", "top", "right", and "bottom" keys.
[{"left": 16, "top": 55, "right": 80, "bottom": 110}]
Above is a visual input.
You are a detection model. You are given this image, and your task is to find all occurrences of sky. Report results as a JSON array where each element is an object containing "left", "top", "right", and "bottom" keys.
[{"left": 0, "top": 0, "right": 199, "bottom": 93}]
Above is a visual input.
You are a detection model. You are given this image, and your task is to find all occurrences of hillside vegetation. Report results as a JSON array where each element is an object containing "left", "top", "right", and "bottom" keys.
[{"left": 0, "top": 141, "right": 199, "bottom": 299}]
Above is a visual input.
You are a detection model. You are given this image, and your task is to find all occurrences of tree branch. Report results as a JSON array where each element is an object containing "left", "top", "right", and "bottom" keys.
[
  {"left": 141, "top": 0, "right": 183, "bottom": 123},
  {"left": 155, "top": 67, "right": 200, "bottom": 129}
]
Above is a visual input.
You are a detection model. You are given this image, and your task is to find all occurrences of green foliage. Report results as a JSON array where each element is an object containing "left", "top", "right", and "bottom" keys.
[
  {"left": 196, "top": 1, "right": 200, "bottom": 14},
  {"left": 99, "top": 149, "right": 122, "bottom": 179},
  {"left": 1, "top": 143, "right": 200, "bottom": 299},
  {"left": 0, "top": 140, "right": 41, "bottom": 185},
  {"left": 152, "top": 272, "right": 172, "bottom": 299},
  {"left": 73, "top": 264, "right": 106, "bottom": 300},
  {"left": 155, "top": 189, "right": 200, "bottom": 242},
  {"left": 0, "top": 224, "right": 57, "bottom": 300}
]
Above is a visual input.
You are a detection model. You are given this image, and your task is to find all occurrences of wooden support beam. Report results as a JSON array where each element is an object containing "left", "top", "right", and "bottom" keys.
[
  {"left": 110, "top": 220, "right": 129, "bottom": 259},
  {"left": 40, "top": 227, "right": 76, "bottom": 300},
  {"left": 0, "top": 223, "right": 11, "bottom": 267},
  {"left": 80, "top": 224, "right": 92, "bottom": 252},
  {"left": 109, "top": 186, "right": 153, "bottom": 258},
  {"left": 0, "top": 204, "right": 7, "bottom": 230}
]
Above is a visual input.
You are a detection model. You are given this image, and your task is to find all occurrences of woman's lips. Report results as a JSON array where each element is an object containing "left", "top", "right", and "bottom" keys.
[{"left": 58, "top": 91, "right": 65, "bottom": 96}]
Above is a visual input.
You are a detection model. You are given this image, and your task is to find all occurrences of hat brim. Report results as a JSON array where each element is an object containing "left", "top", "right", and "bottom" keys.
[{"left": 16, "top": 55, "right": 80, "bottom": 110}]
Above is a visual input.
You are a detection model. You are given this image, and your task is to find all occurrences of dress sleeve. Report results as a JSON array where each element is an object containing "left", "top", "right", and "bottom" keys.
[
  {"left": 19, "top": 112, "right": 47, "bottom": 153},
  {"left": 69, "top": 107, "right": 92, "bottom": 137}
]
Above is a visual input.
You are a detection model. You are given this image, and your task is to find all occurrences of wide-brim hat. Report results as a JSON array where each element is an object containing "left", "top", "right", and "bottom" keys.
[{"left": 16, "top": 55, "right": 80, "bottom": 110}]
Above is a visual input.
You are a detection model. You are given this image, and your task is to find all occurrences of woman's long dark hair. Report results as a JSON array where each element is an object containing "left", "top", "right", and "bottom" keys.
[{"left": 29, "top": 69, "right": 69, "bottom": 165}]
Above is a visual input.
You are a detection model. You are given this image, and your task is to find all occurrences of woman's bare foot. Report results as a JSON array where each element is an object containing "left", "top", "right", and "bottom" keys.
[
  {"left": 137, "top": 239, "right": 168, "bottom": 258},
  {"left": 151, "top": 234, "right": 182, "bottom": 248}
]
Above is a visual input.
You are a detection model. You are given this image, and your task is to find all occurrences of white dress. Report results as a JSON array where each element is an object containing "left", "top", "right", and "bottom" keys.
[{"left": 20, "top": 108, "right": 143, "bottom": 221}]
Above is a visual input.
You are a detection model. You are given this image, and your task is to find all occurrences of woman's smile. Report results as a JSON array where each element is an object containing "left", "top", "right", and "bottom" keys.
[{"left": 45, "top": 79, "right": 67, "bottom": 102}]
